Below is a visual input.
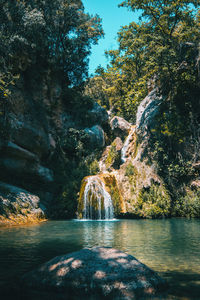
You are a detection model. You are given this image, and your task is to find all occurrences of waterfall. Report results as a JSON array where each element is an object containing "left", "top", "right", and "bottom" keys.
[
  {"left": 121, "top": 127, "right": 135, "bottom": 163},
  {"left": 82, "top": 176, "right": 114, "bottom": 220}
]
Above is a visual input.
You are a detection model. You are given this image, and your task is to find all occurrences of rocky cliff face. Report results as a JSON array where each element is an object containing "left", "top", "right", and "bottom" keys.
[
  {"left": 91, "top": 88, "right": 200, "bottom": 219},
  {"left": 1, "top": 75, "right": 199, "bottom": 224},
  {"left": 95, "top": 90, "right": 170, "bottom": 218},
  {"left": 0, "top": 72, "right": 108, "bottom": 224}
]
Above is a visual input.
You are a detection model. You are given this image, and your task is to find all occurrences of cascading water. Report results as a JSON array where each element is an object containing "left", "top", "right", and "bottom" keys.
[
  {"left": 121, "top": 127, "right": 135, "bottom": 163},
  {"left": 82, "top": 176, "right": 114, "bottom": 220}
]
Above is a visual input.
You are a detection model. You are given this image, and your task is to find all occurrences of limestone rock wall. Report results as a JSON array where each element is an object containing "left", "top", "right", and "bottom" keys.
[
  {"left": 0, "top": 72, "right": 109, "bottom": 224},
  {"left": 96, "top": 88, "right": 200, "bottom": 218},
  {"left": 95, "top": 91, "right": 172, "bottom": 218}
]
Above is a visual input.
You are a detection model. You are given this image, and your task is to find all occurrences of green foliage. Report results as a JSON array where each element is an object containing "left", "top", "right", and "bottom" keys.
[
  {"left": 0, "top": 0, "right": 103, "bottom": 88},
  {"left": 88, "top": 159, "right": 100, "bottom": 175},
  {"left": 136, "top": 184, "right": 171, "bottom": 218},
  {"left": 51, "top": 126, "right": 102, "bottom": 219},
  {"left": 173, "top": 189, "right": 200, "bottom": 218},
  {"left": 84, "top": 67, "right": 110, "bottom": 109},
  {"left": 148, "top": 98, "right": 198, "bottom": 189},
  {"left": 125, "top": 162, "right": 135, "bottom": 177},
  {"left": 86, "top": 0, "right": 200, "bottom": 122},
  {"left": 105, "top": 141, "right": 121, "bottom": 169}
]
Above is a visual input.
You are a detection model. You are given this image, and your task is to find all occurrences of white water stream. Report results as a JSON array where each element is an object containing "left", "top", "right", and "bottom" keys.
[
  {"left": 83, "top": 176, "right": 114, "bottom": 220},
  {"left": 121, "top": 127, "right": 135, "bottom": 163}
]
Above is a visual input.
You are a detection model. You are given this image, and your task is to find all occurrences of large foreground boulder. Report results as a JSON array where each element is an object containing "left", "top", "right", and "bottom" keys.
[{"left": 21, "top": 247, "right": 167, "bottom": 300}]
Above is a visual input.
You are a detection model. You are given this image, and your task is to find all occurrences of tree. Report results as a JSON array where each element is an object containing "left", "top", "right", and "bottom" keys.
[
  {"left": 0, "top": 0, "right": 103, "bottom": 90},
  {"left": 87, "top": 0, "right": 200, "bottom": 122}
]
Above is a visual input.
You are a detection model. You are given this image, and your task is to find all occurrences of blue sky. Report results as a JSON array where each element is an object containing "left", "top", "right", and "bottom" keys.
[{"left": 82, "top": 0, "right": 140, "bottom": 75}]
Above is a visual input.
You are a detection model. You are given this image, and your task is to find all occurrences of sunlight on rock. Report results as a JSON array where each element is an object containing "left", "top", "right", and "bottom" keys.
[
  {"left": 94, "top": 270, "right": 106, "bottom": 279},
  {"left": 49, "top": 264, "right": 58, "bottom": 271},
  {"left": 49, "top": 257, "right": 74, "bottom": 271},
  {"left": 116, "top": 258, "right": 128, "bottom": 264},
  {"left": 71, "top": 259, "right": 82, "bottom": 269},
  {"left": 113, "top": 281, "right": 126, "bottom": 289},
  {"left": 99, "top": 248, "right": 128, "bottom": 259},
  {"left": 57, "top": 267, "right": 69, "bottom": 277},
  {"left": 22, "top": 247, "right": 167, "bottom": 299}
]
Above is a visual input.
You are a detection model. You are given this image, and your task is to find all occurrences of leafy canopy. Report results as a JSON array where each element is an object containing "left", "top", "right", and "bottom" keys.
[
  {"left": 0, "top": 0, "right": 103, "bottom": 97},
  {"left": 86, "top": 0, "right": 200, "bottom": 122}
]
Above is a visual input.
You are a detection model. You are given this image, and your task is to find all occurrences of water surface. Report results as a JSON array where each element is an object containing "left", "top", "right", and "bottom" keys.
[{"left": 0, "top": 219, "right": 200, "bottom": 299}]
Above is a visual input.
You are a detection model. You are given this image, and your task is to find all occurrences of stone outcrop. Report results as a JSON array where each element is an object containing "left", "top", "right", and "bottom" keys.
[
  {"left": 191, "top": 180, "right": 200, "bottom": 189},
  {"left": 84, "top": 125, "right": 105, "bottom": 148},
  {"left": 136, "top": 89, "right": 162, "bottom": 137},
  {"left": 110, "top": 116, "right": 131, "bottom": 139},
  {"left": 0, "top": 181, "right": 45, "bottom": 225},
  {"left": 88, "top": 102, "right": 109, "bottom": 125},
  {"left": 21, "top": 247, "right": 167, "bottom": 299},
  {"left": 0, "top": 73, "right": 109, "bottom": 224},
  {"left": 10, "top": 121, "right": 51, "bottom": 158},
  {"left": 92, "top": 90, "right": 171, "bottom": 219}
]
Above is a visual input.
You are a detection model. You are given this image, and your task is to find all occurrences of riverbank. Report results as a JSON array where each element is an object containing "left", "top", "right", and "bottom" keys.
[{"left": 0, "top": 215, "right": 47, "bottom": 227}]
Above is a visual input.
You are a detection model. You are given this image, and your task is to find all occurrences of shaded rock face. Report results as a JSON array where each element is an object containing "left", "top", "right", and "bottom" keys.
[
  {"left": 88, "top": 102, "right": 109, "bottom": 125},
  {"left": 136, "top": 89, "right": 162, "bottom": 137},
  {"left": 95, "top": 91, "right": 171, "bottom": 219},
  {"left": 0, "top": 181, "right": 45, "bottom": 225},
  {"left": 0, "top": 142, "right": 53, "bottom": 188},
  {"left": 110, "top": 116, "right": 131, "bottom": 139},
  {"left": 11, "top": 121, "right": 51, "bottom": 158},
  {"left": 84, "top": 125, "right": 105, "bottom": 148},
  {"left": 0, "top": 77, "right": 56, "bottom": 223},
  {"left": 21, "top": 247, "right": 167, "bottom": 300},
  {"left": 0, "top": 74, "right": 109, "bottom": 224}
]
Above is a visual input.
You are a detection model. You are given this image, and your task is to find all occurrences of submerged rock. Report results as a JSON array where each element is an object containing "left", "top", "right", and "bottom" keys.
[{"left": 21, "top": 247, "right": 167, "bottom": 300}]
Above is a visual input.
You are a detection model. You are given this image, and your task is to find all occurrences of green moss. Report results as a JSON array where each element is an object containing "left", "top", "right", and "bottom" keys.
[
  {"left": 105, "top": 141, "right": 121, "bottom": 169},
  {"left": 125, "top": 162, "right": 138, "bottom": 189},
  {"left": 101, "top": 174, "right": 126, "bottom": 215},
  {"left": 125, "top": 162, "right": 135, "bottom": 177},
  {"left": 77, "top": 179, "right": 87, "bottom": 219},
  {"left": 88, "top": 159, "right": 100, "bottom": 175}
]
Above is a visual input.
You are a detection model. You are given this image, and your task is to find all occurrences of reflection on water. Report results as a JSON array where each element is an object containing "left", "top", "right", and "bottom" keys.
[{"left": 0, "top": 219, "right": 200, "bottom": 299}]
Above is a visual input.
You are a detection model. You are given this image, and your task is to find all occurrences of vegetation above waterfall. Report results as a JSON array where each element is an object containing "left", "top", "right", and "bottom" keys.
[
  {"left": 84, "top": 0, "right": 200, "bottom": 218},
  {"left": 85, "top": 0, "right": 200, "bottom": 122},
  {"left": 0, "top": 0, "right": 103, "bottom": 92}
]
